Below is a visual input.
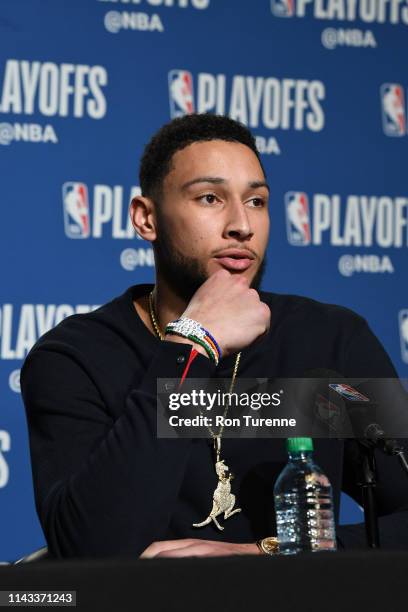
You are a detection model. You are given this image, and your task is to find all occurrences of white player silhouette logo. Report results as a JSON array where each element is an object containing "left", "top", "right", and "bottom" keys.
[
  {"left": 271, "top": 0, "right": 294, "bottom": 17},
  {"left": 169, "top": 70, "right": 194, "bottom": 117},
  {"left": 400, "top": 311, "right": 408, "bottom": 363},
  {"left": 62, "top": 183, "right": 90, "bottom": 238},
  {"left": 381, "top": 84, "right": 406, "bottom": 136},
  {"left": 285, "top": 192, "right": 311, "bottom": 245}
]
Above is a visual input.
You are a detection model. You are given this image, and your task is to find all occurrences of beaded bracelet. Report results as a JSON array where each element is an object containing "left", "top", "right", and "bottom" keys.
[{"left": 165, "top": 317, "right": 222, "bottom": 365}]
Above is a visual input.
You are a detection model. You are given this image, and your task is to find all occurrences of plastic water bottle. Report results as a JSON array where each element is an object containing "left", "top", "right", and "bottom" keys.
[{"left": 274, "top": 437, "right": 337, "bottom": 555}]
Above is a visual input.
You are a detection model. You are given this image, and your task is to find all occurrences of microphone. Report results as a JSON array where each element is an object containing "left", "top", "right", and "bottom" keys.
[
  {"left": 301, "top": 371, "right": 408, "bottom": 549},
  {"left": 305, "top": 370, "right": 408, "bottom": 472}
]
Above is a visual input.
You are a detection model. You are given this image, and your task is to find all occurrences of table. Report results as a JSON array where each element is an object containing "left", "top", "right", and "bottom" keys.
[{"left": 0, "top": 550, "right": 406, "bottom": 611}]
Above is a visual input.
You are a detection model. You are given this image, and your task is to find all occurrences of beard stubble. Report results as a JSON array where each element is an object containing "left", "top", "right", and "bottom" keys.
[{"left": 153, "top": 213, "right": 267, "bottom": 303}]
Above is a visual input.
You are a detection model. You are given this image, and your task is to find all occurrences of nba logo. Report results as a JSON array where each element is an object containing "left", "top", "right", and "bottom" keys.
[
  {"left": 381, "top": 84, "right": 406, "bottom": 137},
  {"left": 168, "top": 70, "right": 194, "bottom": 118},
  {"left": 62, "top": 182, "right": 90, "bottom": 239},
  {"left": 399, "top": 310, "right": 408, "bottom": 364},
  {"left": 329, "top": 384, "right": 370, "bottom": 402},
  {"left": 270, "top": 0, "right": 294, "bottom": 17},
  {"left": 285, "top": 191, "right": 311, "bottom": 246}
]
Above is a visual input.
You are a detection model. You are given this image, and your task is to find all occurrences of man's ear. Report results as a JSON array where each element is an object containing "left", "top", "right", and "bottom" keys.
[{"left": 130, "top": 195, "right": 157, "bottom": 242}]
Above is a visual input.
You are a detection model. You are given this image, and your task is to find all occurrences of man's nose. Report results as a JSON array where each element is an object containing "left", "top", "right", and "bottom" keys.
[{"left": 223, "top": 199, "right": 253, "bottom": 240}]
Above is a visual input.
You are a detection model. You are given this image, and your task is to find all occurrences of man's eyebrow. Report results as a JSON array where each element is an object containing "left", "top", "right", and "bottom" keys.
[
  {"left": 181, "top": 177, "right": 226, "bottom": 190},
  {"left": 249, "top": 180, "right": 270, "bottom": 192},
  {"left": 181, "top": 177, "right": 270, "bottom": 192}
]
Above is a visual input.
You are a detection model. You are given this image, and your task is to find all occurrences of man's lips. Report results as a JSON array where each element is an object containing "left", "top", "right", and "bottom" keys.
[{"left": 214, "top": 249, "right": 256, "bottom": 272}]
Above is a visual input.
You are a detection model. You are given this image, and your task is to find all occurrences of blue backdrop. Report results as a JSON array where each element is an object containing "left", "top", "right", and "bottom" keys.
[{"left": 0, "top": 0, "right": 407, "bottom": 560}]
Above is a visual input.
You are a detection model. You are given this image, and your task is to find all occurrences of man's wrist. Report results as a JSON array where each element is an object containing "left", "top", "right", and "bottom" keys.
[
  {"left": 165, "top": 318, "right": 222, "bottom": 365},
  {"left": 164, "top": 334, "right": 209, "bottom": 359},
  {"left": 256, "top": 537, "right": 280, "bottom": 555}
]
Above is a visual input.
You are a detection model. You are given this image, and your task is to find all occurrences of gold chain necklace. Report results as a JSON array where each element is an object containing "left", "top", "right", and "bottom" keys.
[{"left": 149, "top": 289, "right": 242, "bottom": 530}]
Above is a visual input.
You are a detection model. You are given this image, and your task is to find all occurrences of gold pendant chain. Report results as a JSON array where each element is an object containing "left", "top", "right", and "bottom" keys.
[
  {"left": 148, "top": 290, "right": 165, "bottom": 341},
  {"left": 148, "top": 289, "right": 243, "bottom": 530}
]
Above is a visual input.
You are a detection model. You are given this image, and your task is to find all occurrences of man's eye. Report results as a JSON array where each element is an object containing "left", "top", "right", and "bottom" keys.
[
  {"left": 199, "top": 194, "right": 218, "bottom": 204},
  {"left": 249, "top": 197, "right": 264, "bottom": 207}
]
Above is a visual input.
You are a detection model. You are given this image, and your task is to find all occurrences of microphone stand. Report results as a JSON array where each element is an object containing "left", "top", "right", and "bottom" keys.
[
  {"left": 395, "top": 447, "right": 408, "bottom": 475},
  {"left": 355, "top": 431, "right": 408, "bottom": 549},
  {"left": 355, "top": 441, "right": 380, "bottom": 549},
  {"left": 367, "top": 427, "right": 408, "bottom": 477}
]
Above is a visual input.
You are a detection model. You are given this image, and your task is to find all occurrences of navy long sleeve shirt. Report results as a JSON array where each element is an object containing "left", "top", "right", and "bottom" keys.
[{"left": 21, "top": 284, "right": 408, "bottom": 558}]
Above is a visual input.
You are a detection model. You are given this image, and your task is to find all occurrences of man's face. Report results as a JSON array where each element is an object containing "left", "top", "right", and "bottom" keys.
[{"left": 153, "top": 139, "right": 270, "bottom": 301}]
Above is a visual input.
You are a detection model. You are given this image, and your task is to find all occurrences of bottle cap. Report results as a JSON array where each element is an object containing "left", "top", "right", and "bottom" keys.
[{"left": 287, "top": 437, "right": 314, "bottom": 453}]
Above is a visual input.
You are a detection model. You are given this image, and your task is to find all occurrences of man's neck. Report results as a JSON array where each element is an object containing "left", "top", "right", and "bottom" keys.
[{"left": 133, "top": 276, "right": 189, "bottom": 338}]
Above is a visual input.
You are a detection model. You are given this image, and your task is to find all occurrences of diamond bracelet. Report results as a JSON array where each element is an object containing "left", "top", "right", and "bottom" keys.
[{"left": 165, "top": 317, "right": 222, "bottom": 365}]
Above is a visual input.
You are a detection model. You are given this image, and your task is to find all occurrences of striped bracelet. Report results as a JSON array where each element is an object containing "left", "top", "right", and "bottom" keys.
[{"left": 165, "top": 317, "right": 222, "bottom": 365}]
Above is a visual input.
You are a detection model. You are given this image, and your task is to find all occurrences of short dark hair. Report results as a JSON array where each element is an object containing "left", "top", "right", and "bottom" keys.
[{"left": 139, "top": 113, "right": 264, "bottom": 201}]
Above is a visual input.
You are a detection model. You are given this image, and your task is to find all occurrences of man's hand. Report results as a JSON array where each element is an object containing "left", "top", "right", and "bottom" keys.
[
  {"left": 181, "top": 269, "right": 271, "bottom": 358},
  {"left": 140, "top": 538, "right": 261, "bottom": 559}
]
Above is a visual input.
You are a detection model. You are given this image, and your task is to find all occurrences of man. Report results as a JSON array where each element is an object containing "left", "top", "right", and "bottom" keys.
[{"left": 22, "top": 114, "right": 408, "bottom": 559}]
